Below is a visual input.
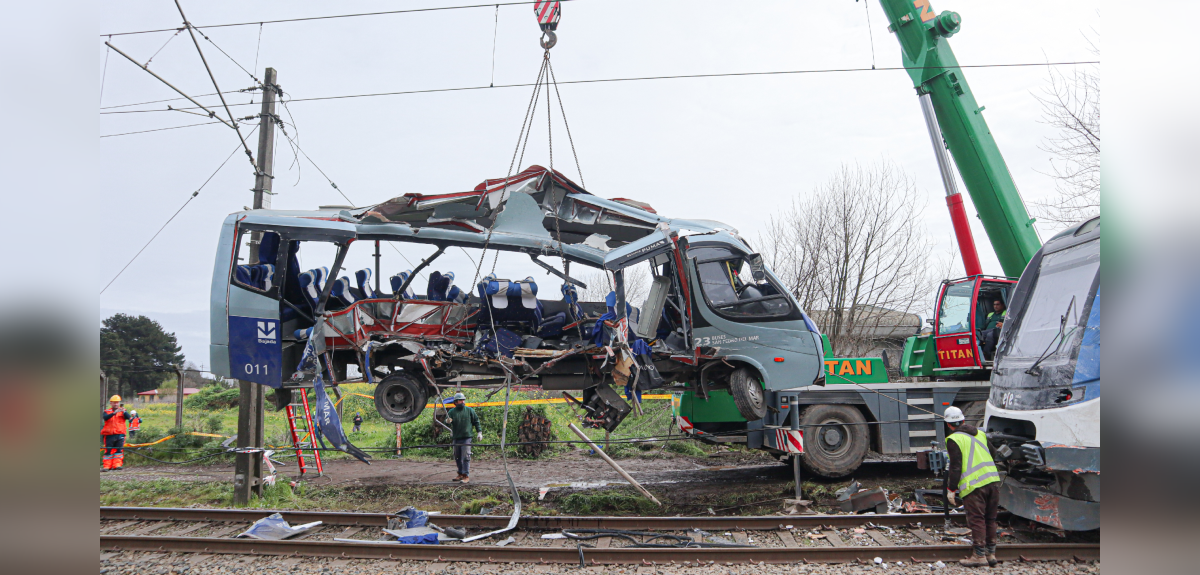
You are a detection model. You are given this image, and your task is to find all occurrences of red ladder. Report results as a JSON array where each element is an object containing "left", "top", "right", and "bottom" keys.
[{"left": 284, "top": 390, "right": 323, "bottom": 476}]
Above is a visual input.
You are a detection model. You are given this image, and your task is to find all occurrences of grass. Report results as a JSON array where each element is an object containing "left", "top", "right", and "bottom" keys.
[
  {"left": 119, "top": 384, "right": 711, "bottom": 467},
  {"left": 101, "top": 478, "right": 530, "bottom": 513}
]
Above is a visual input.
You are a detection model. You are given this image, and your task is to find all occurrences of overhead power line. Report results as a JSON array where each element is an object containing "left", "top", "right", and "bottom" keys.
[
  {"left": 102, "top": 0, "right": 580, "bottom": 37},
  {"left": 101, "top": 120, "right": 222, "bottom": 138},
  {"left": 100, "top": 60, "right": 1100, "bottom": 116},
  {"left": 101, "top": 125, "right": 259, "bottom": 295}
]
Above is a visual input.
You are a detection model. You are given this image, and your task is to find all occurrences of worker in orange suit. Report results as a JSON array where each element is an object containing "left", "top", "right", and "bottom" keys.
[{"left": 101, "top": 395, "right": 130, "bottom": 471}]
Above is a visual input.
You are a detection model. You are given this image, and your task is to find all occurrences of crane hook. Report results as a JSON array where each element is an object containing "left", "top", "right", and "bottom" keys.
[{"left": 540, "top": 30, "right": 558, "bottom": 50}]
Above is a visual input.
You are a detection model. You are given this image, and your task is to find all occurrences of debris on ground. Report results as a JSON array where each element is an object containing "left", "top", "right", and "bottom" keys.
[
  {"left": 236, "top": 513, "right": 322, "bottom": 540},
  {"left": 387, "top": 506, "right": 429, "bottom": 530}
]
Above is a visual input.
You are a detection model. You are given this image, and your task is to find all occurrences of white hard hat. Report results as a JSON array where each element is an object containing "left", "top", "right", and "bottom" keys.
[
  {"left": 943, "top": 406, "right": 965, "bottom": 423},
  {"left": 453, "top": 392, "right": 467, "bottom": 401}
]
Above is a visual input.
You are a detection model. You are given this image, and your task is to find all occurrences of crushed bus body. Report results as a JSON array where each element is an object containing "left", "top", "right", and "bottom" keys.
[{"left": 210, "top": 166, "right": 826, "bottom": 459}]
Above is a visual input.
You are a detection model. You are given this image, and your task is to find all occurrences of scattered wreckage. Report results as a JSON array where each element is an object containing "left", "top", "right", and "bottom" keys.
[{"left": 210, "top": 166, "right": 826, "bottom": 458}]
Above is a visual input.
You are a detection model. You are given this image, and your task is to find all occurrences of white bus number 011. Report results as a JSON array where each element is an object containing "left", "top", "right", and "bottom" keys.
[{"left": 244, "top": 363, "right": 268, "bottom": 375}]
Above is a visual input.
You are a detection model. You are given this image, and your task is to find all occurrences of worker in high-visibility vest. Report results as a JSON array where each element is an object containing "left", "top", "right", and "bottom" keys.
[
  {"left": 127, "top": 410, "right": 142, "bottom": 439},
  {"left": 943, "top": 405, "right": 1002, "bottom": 567},
  {"left": 101, "top": 395, "right": 130, "bottom": 471}
]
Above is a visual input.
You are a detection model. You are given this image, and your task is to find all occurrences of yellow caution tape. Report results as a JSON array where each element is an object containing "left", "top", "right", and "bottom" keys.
[
  {"left": 329, "top": 390, "right": 672, "bottom": 410},
  {"left": 423, "top": 394, "right": 672, "bottom": 409},
  {"left": 115, "top": 431, "right": 232, "bottom": 449}
]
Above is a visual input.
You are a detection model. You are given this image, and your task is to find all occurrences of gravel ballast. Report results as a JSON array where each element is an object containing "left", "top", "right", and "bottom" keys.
[{"left": 100, "top": 551, "right": 1100, "bottom": 575}]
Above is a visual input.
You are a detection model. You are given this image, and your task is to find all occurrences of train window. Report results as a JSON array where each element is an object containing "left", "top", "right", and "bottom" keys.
[
  {"left": 1008, "top": 239, "right": 1100, "bottom": 359},
  {"left": 937, "top": 282, "right": 974, "bottom": 335}
]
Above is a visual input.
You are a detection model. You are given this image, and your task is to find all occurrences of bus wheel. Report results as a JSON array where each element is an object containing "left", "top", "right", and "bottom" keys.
[
  {"left": 729, "top": 367, "right": 767, "bottom": 421},
  {"left": 799, "top": 404, "right": 868, "bottom": 478},
  {"left": 374, "top": 374, "right": 428, "bottom": 423}
]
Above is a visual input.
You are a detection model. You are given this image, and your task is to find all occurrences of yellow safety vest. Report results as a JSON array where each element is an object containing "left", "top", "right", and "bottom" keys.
[{"left": 947, "top": 430, "right": 1001, "bottom": 498}]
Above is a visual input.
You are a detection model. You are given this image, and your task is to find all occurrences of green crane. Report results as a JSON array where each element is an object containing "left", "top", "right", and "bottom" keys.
[
  {"left": 879, "top": 0, "right": 1041, "bottom": 276},
  {"left": 876, "top": 0, "right": 1043, "bottom": 377}
]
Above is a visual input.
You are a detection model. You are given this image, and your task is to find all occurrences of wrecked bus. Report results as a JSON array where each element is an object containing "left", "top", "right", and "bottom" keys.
[{"left": 210, "top": 166, "right": 826, "bottom": 451}]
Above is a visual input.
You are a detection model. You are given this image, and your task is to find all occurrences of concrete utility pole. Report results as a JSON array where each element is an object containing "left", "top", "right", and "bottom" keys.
[{"left": 235, "top": 67, "right": 277, "bottom": 506}]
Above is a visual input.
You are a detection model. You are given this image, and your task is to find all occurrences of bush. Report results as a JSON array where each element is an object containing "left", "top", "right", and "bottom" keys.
[{"left": 185, "top": 385, "right": 239, "bottom": 410}]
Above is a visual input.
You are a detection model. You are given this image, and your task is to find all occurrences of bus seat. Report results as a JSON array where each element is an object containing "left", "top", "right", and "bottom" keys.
[
  {"left": 427, "top": 271, "right": 457, "bottom": 301},
  {"left": 355, "top": 268, "right": 377, "bottom": 299},
  {"left": 478, "top": 275, "right": 540, "bottom": 329},
  {"left": 299, "top": 270, "right": 321, "bottom": 311},
  {"left": 390, "top": 270, "right": 415, "bottom": 300},
  {"left": 330, "top": 277, "right": 357, "bottom": 309},
  {"left": 561, "top": 283, "right": 585, "bottom": 321}
]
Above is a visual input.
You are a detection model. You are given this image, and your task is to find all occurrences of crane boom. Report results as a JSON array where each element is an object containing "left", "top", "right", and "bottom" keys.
[{"left": 878, "top": 0, "right": 1041, "bottom": 277}]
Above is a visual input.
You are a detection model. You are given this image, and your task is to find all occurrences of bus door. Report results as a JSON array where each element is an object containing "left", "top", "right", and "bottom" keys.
[{"left": 215, "top": 215, "right": 355, "bottom": 388}]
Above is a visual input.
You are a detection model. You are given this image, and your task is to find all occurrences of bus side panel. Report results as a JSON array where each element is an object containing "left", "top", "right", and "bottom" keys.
[{"left": 227, "top": 287, "right": 282, "bottom": 388}]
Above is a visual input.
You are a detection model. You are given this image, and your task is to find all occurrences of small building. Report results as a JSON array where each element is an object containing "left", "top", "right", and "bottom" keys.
[{"left": 136, "top": 388, "right": 200, "bottom": 403}]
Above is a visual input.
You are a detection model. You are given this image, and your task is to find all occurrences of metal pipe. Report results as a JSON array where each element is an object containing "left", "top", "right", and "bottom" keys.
[
  {"left": 919, "top": 93, "right": 983, "bottom": 277},
  {"left": 567, "top": 423, "right": 661, "bottom": 506}
]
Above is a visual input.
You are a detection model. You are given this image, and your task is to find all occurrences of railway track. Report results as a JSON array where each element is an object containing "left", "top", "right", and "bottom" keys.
[{"left": 100, "top": 507, "right": 1098, "bottom": 565}]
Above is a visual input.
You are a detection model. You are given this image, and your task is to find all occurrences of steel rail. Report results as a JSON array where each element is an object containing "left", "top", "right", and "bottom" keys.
[
  {"left": 100, "top": 535, "right": 1098, "bottom": 564},
  {"left": 102, "top": 507, "right": 965, "bottom": 529}
]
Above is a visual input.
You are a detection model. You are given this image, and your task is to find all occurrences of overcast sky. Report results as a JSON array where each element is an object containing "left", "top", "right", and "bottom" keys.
[{"left": 96, "top": 0, "right": 1101, "bottom": 368}]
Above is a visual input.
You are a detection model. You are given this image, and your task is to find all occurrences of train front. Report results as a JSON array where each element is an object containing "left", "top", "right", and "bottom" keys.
[{"left": 984, "top": 217, "right": 1100, "bottom": 532}]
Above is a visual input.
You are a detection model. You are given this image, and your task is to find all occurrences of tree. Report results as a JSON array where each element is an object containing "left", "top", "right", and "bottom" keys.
[
  {"left": 101, "top": 314, "right": 185, "bottom": 399},
  {"left": 758, "top": 162, "right": 934, "bottom": 356},
  {"left": 1034, "top": 34, "right": 1100, "bottom": 227}
]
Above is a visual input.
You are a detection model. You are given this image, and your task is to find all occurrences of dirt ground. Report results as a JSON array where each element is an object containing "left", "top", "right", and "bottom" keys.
[{"left": 102, "top": 447, "right": 945, "bottom": 514}]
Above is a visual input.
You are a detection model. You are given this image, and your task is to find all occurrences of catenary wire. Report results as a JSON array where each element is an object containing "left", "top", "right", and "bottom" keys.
[
  {"left": 99, "top": 61, "right": 1102, "bottom": 116},
  {"left": 100, "top": 124, "right": 259, "bottom": 295},
  {"left": 101, "top": 120, "right": 223, "bottom": 138},
  {"left": 145, "top": 29, "right": 183, "bottom": 68},
  {"left": 102, "top": 1, "right": 583, "bottom": 37},
  {"left": 863, "top": 0, "right": 877, "bottom": 69},
  {"left": 102, "top": 89, "right": 248, "bottom": 111},
  {"left": 100, "top": 39, "right": 112, "bottom": 106}
]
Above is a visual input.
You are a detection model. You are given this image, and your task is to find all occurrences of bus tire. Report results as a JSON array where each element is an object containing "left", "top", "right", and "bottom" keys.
[
  {"left": 730, "top": 366, "right": 767, "bottom": 421},
  {"left": 374, "top": 373, "right": 428, "bottom": 423},
  {"left": 799, "top": 404, "right": 869, "bottom": 478}
]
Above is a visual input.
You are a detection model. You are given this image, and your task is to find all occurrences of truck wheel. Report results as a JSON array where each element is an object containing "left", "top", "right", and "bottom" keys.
[
  {"left": 799, "top": 404, "right": 869, "bottom": 478},
  {"left": 374, "top": 374, "right": 428, "bottom": 423},
  {"left": 730, "top": 367, "right": 767, "bottom": 421}
]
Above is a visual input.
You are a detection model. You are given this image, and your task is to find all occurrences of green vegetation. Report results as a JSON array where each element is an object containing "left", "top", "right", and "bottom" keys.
[
  {"left": 460, "top": 495, "right": 503, "bottom": 515},
  {"left": 120, "top": 383, "right": 710, "bottom": 467}
]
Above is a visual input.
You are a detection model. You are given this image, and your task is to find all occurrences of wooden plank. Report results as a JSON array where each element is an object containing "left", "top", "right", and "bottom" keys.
[
  {"left": 596, "top": 536, "right": 611, "bottom": 548},
  {"left": 866, "top": 530, "right": 894, "bottom": 546},
  {"left": 731, "top": 532, "right": 749, "bottom": 544},
  {"left": 909, "top": 527, "right": 938, "bottom": 544},
  {"left": 777, "top": 530, "right": 799, "bottom": 548},
  {"left": 335, "top": 527, "right": 363, "bottom": 539},
  {"left": 128, "top": 522, "right": 173, "bottom": 536},
  {"left": 206, "top": 524, "right": 244, "bottom": 538},
  {"left": 823, "top": 530, "right": 846, "bottom": 547},
  {"left": 167, "top": 522, "right": 210, "bottom": 537},
  {"left": 101, "top": 520, "right": 140, "bottom": 534},
  {"left": 292, "top": 525, "right": 326, "bottom": 540}
]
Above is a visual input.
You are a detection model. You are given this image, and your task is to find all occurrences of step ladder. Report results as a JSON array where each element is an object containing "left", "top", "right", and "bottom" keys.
[{"left": 284, "top": 390, "right": 323, "bottom": 477}]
